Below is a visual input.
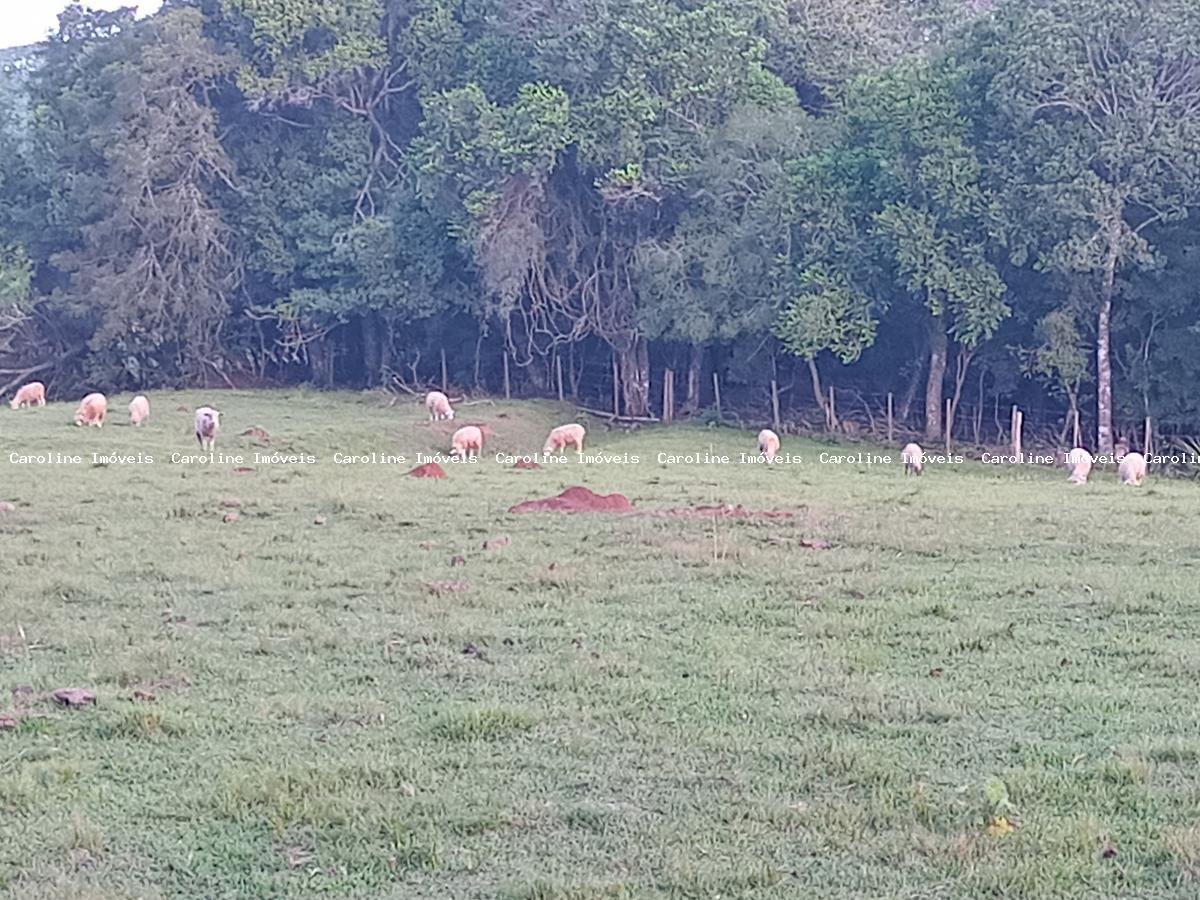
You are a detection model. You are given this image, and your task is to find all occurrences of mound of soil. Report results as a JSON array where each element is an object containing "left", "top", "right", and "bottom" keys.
[
  {"left": 513, "top": 458, "right": 541, "bottom": 469},
  {"left": 654, "top": 504, "right": 793, "bottom": 519},
  {"left": 408, "top": 462, "right": 447, "bottom": 478},
  {"left": 509, "top": 485, "right": 634, "bottom": 514}
]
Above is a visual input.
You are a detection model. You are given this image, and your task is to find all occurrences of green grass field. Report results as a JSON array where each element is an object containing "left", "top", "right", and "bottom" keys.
[{"left": 1, "top": 389, "right": 1197, "bottom": 899}]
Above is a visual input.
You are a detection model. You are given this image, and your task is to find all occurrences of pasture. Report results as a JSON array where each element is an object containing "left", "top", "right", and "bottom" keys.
[{"left": 0, "top": 390, "right": 1197, "bottom": 899}]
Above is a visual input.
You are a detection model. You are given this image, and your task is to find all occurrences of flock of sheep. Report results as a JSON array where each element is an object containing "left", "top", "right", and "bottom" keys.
[
  {"left": 758, "top": 427, "right": 1147, "bottom": 484},
  {"left": 10, "top": 381, "right": 221, "bottom": 448},
  {"left": 8, "top": 380, "right": 1152, "bottom": 483},
  {"left": 425, "top": 390, "right": 586, "bottom": 457},
  {"left": 1061, "top": 445, "right": 1147, "bottom": 485}
]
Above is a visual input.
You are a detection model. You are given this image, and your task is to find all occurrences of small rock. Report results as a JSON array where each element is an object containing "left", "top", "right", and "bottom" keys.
[
  {"left": 419, "top": 540, "right": 435, "bottom": 550},
  {"left": 51, "top": 688, "right": 96, "bottom": 708},
  {"left": 483, "top": 535, "right": 510, "bottom": 550},
  {"left": 241, "top": 426, "right": 271, "bottom": 441},
  {"left": 929, "top": 667, "right": 944, "bottom": 678},
  {"left": 219, "top": 498, "right": 243, "bottom": 509},
  {"left": 450, "top": 554, "right": 467, "bottom": 566},
  {"left": 176, "top": 404, "right": 189, "bottom": 412},
  {"left": 232, "top": 466, "right": 256, "bottom": 474},
  {"left": 11, "top": 684, "right": 34, "bottom": 699},
  {"left": 222, "top": 512, "right": 239, "bottom": 523},
  {"left": 131, "top": 690, "right": 156, "bottom": 702},
  {"left": 399, "top": 782, "right": 416, "bottom": 797},
  {"left": 0, "top": 501, "right": 15, "bottom": 513},
  {"left": 1101, "top": 844, "right": 1117, "bottom": 859},
  {"left": 313, "top": 516, "right": 327, "bottom": 525},
  {"left": 800, "top": 538, "right": 833, "bottom": 550},
  {"left": 0, "top": 713, "right": 18, "bottom": 729}
]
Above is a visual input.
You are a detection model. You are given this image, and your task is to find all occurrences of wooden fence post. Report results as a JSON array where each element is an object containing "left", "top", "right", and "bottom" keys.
[
  {"left": 771, "top": 379, "right": 781, "bottom": 432},
  {"left": 887, "top": 392, "right": 894, "bottom": 444},
  {"left": 555, "top": 354, "right": 564, "bottom": 402},
  {"left": 612, "top": 355, "right": 620, "bottom": 416},
  {"left": 440, "top": 348, "right": 448, "bottom": 392},
  {"left": 828, "top": 386, "right": 836, "bottom": 433},
  {"left": 945, "top": 397, "right": 952, "bottom": 456},
  {"left": 502, "top": 351, "right": 511, "bottom": 400},
  {"left": 712, "top": 372, "right": 722, "bottom": 422}
]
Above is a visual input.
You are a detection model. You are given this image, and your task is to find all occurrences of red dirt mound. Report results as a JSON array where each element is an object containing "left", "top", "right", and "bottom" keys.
[
  {"left": 654, "top": 504, "right": 793, "bottom": 519},
  {"left": 509, "top": 485, "right": 634, "bottom": 514},
  {"left": 408, "top": 462, "right": 447, "bottom": 478},
  {"left": 513, "top": 458, "right": 541, "bottom": 469}
]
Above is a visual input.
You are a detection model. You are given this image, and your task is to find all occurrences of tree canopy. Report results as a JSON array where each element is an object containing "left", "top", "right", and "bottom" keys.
[{"left": 3, "top": 0, "right": 1200, "bottom": 445}]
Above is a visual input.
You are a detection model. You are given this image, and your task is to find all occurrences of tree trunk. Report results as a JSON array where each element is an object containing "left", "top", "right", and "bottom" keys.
[
  {"left": 680, "top": 343, "right": 703, "bottom": 415},
  {"left": 569, "top": 340, "right": 581, "bottom": 399},
  {"left": 924, "top": 317, "right": 948, "bottom": 442},
  {"left": 361, "top": 314, "right": 381, "bottom": 387},
  {"left": 309, "top": 334, "right": 334, "bottom": 388},
  {"left": 806, "top": 355, "right": 837, "bottom": 429},
  {"left": 1096, "top": 244, "right": 1119, "bottom": 454},
  {"left": 899, "top": 355, "right": 923, "bottom": 422},
  {"left": 379, "top": 316, "right": 395, "bottom": 377},
  {"left": 616, "top": 336, "right": 651, "bottom": 418},
  {"left": 947, "top": 345, "right": 973, "bottom": 439}
]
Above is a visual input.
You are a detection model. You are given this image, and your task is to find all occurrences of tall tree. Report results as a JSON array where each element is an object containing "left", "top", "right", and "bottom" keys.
[
  {"left": 990, "top": 0, "right": 1200, "bottom": 453},
  {"left": 414, "top": 0, "right": 794, "bottom": 416},
  {"left": 48, "top": 8, "right": 238, "bottom": 386},
  {"left": 777, "top": 62, "right": 1009, "bottom": 440}
]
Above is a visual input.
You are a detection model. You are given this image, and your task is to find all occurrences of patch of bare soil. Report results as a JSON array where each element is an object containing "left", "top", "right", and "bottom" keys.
[
  {"left": 407, "top": 462, "right": 447, "bottom": 478},
  {"left": 509, "top": 486, "right": 634, "bottom": 513}
]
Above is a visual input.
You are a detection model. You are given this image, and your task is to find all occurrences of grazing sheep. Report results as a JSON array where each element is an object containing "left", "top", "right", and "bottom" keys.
[
  {"left": 128, "top": 395, "right": 150, "bottom": 426},
  {"left": 1066, "top": 447, "right": 1093, "bottom": 484},
  {"left": 1119, "top": 451, "right": 1147, "bottom": 486},
  {"left": 902, "top": 442, "right": 924, "bottom": 475},
  {"left": 450, "top": 425, "right": 483, "bottom": 459},
  {"left": 9, "top": 381, "right": 46, "bottom": 409},
  {"left": 195, "top": 406, "right": 220, "bottom": 451},
  {"left": 425, "top": 390, "right": 455, "bottom": 421},
  {"left": 757, "top": 428, "right": 780, "bottom": 462},
  {"left": 74, "top": 393, "right": 107, "bottom": 428},
  {"left": 544, "top": 423, "right": 586, "bottom": 454}
]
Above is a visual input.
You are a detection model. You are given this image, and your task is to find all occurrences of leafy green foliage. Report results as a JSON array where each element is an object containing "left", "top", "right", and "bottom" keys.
[
  {"left": 223, "top": 0, "right": 386, "bottom": 96},
  {"left": 3, "top": 0, "right": 1200, "bottom": 434}
]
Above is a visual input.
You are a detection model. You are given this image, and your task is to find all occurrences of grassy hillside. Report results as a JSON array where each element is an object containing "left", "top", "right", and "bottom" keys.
[{"left": 0, "top": 390, "right": 1196, "bottom": 899}]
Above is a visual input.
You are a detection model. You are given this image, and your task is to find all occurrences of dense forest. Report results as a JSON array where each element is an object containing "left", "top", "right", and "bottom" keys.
[{"left": 1, "top": 0, "right": 1199, "bottom": 451}]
